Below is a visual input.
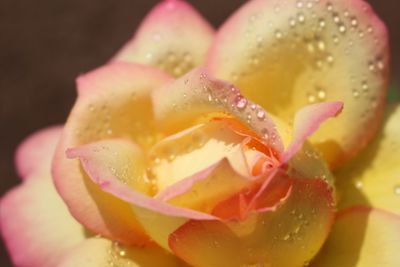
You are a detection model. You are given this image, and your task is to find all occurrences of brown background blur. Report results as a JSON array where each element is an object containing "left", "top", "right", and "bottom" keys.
[{"left": 0, "top": 0, "right": 398, "bottom": 266}]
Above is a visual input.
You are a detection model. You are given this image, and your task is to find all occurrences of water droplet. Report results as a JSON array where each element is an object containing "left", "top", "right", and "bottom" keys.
[
  {"left": 333, "top": 35, "right": 340, "bottom": 44},
  {"left": 236, "top": 96, "right": 248, "bottom": 110},
  {"left": 317, "top": 89, "right": 326, "bottom": 100},
  {"left": 297, "top": 13, "right": 305, "bottom": 23},
  {"left": 296, "top": 0, "right": 304, "bottom": 8},
  {"left": 289, "top": 18, "right": 297, "bottom": 27},
  {"left": 326, "top": 54, "right": 334, "bottom": 64},
  {"left": 333, "top": 14, "right": 340, "bottom": 24},
  {"left": 208, "top": 94, "right": 213, "bottom": 102},
  {"left": 362, "top": 81, "right": 369, "bottom": 92},
  {"left": 367, "top": 26, "right": 373, "bottom": 33},
  {"left": 257, "top": 110, "right": 266, "bottom": 120},
  {"left": 283, "top": 233, "right": 291, "bottom": 241},
  {"left": 261, "top": 128, "right": 269, "bottom": 139},
  {"left": 377, "top": 59, "right": 384, "bottom": 70},
  {"left": 327, "top": 3, "right": 333, "bottom": 11},
  {"left": 394, "top": 185, "right": 400, "bottom": 195},
  {"left": 351, "top": 17, "right": 358, "bottom": 27},
  {"left": 338, "top": 24, "right": 347, "bottom": 33},
  {"left": 319, "top": 18, "right": 326, "bottom": 28},
  {"left": 275, "top": 30, "right": 283, "bottom": 39},
  {"left": 308, "top": 94, "right": 316, "bottom": 103},
  {"left": 355, "top": 180, "right": 363, "bottom": 189},
  {"left": 353, "top": 89, "right": 360, "bottom": 98},
  {"left": 317, "top": 40, "right": 326, "bottom": 51}
]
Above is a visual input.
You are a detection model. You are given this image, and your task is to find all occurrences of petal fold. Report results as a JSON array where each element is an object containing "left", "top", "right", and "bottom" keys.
[{"left": 114, "top": 0, "right": 214, "bottom": 77}]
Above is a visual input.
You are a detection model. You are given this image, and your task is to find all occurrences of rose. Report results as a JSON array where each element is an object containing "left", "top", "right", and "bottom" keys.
[{"left": 1, "top": 1, "right": 399, "bottom": 267}]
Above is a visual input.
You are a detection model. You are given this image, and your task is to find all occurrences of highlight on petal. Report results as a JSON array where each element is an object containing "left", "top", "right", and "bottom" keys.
[
  {"left": 208, "top": 0, "right": 389, "bottom": 167},
  {"left": 113, "top": 0, "right": 214, "bottom": 77},
  {"left": 335, "top": 104, "right": 400, "bottom": 214},
  {"left": 169, "top": 178, "right": 335, "bottom": 267},
  {"left": 0, "top": 176, "right": 86, "bottom": 267},
  {"left": 53, "top": 62, "right": 171, "bottom": 245},
  {"left": 152, "top": 67, "right": 285, "bottom": 155},
  {"left": 311, "top": 206, "right": 400, "bottom": 267},
  {"left": 283, "top": 101, "right": 343, "bottom": 163},
  {"left": 15, "top": 125, "right": 63, "bottom": 179},
  {"left": 58, "top": 237, "right": 187, "bottom": 267},
  {"left": 149, "top": 119, "right": 252, "bottom": 194}
]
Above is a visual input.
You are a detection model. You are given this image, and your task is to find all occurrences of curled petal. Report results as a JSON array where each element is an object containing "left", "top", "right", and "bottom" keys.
[
  {"left": 0, "top": 176, "right": 85, "bottom": 267},
  {"left": 283, "top": 101, "right": 343, "bottom": 163},
  {"left": 53, "top": 62, "right": 171, "bottom": 245},
  {"left": 311, "top": 207, "right": 400, "bottom": 267},
  {"left": 15, "top": 125, "right": 62, "bottom": 179},
  {"left": 113, "top": 0, "right": 214, "bottom": 77},
  {"left": 152, "top": 67, "right": 284, "bottom": 155},
  {"left": 208, "top": 0, "right": 389, "bottom": 167},
  {"left": 68, "top": 139, "right": 217, "bottom": 221}
]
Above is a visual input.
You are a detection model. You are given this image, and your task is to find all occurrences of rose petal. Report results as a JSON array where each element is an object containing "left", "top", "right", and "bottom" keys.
[
  {"left": 149, "top": 119, "right": 252, "bottom": 194},
  {"left": 53, "top": 62, "right": 171, "bottom": 245},
  {"left": 283, "top": 101, "right": 343, "bottom": 163},
  {"left": 169, "top": 178, "right": 335, "bottom": 267},
  {"left": 67, "top": 139, "right": 217, "bottom": 221},
  {"left": 58, "top": 237, "right": 187, "bottom": 267},
  {"left": 0, "top": 176, "right": 85, "bottom": 267},
  {"left": 335, "top": 104, "right": 400, "bottom": 214},
  {"left": 113, "top": 0, "right": 214, "bottom": 77},
  {"left": 311, "top": 206, "right": 400, "bottom": 267},
  {"left": 152, "top": 67, "right": 284, "bottom": 155},
  {"left": 208, "top": 0, "right": 389, "bottom": 167},
  {"left": 15, "top": 125, "right": 62, "bottom": 179}
]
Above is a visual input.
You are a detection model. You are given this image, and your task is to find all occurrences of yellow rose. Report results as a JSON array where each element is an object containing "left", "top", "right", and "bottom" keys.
[{"left": 2, "top": 1, "right": 398, "bottom": 267}]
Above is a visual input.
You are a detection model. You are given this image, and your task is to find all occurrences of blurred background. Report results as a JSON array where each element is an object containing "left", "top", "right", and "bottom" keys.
[{"left": 0, "top": 0, "right": 398, "bottom": 265}]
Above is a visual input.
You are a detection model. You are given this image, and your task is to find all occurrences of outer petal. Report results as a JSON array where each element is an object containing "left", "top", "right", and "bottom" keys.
[
  {"left": 152, "top": 67, "right": 285, "bottom": 155},
  {"left": 0, "top": 176, "right": 85, "bottom": 267},
  {"left": 53, "top": 62, "right": 172, "bottom": 245},
  {"left": 311, "top": 206, "right": 400, "bottom": 267},
  {"left": 15, "top": 125, "right": 62, "bottom": 179},
  {"left": 335, "top": 104, "right": 400, "bottom": 214},
  {"left": 113, "top": 0, "right": 214, "bottom": 77},
  {"left": 169, "top": 178, "right": 335, "bottom": 267},
  {"left": 208, "top": 0, "right": 389, "bottom": 167},
  {"left": 58, "top": 237, "right": 187, "bottom": 267}
]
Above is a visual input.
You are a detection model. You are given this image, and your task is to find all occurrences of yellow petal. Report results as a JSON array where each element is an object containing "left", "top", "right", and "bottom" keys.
[
  {"left": 311, "top": 207, "right": 400, "bottom": 267},
  {"left": 149, "top": 120, "right": 248, "bottom": 193},
  {"left": 335, "top": 104, "right": 400, "bottom": 214},
  {"left": 53, "top": 62, "right": 171, "bottom": 245},
  {"left": 208, "top": 0, "right": 389, "bottom": 167},
  {"left": 113, "top": 0, "right": 214, "bottom": 77},
  {"left": 169, "top": 178, "right": 335, "bottom": 267},
  {"left": 58, "top": 237, "right": 187, "bottom": 267}
]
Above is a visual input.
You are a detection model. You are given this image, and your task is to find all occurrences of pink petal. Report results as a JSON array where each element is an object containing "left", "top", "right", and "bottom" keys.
[
  {"left": 113, "top": 0, "right": 214, "bottom": 77},
  {"left": 53, "top": 62, "right": 171, "bottom": 245},
  {"left": 283, "top": 102, "right": 343, "bottom": 163},
  {"left": 15, "top": 125, "right": 63, "bottom": 179},
  {"left": 0, "top": 176, "right": 85, "bottom": 267}
]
